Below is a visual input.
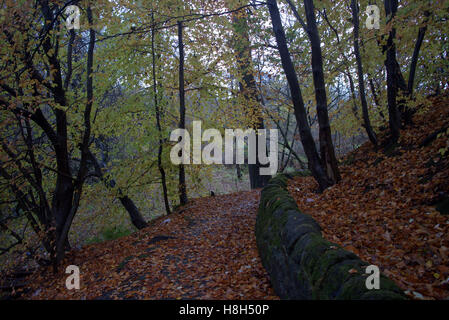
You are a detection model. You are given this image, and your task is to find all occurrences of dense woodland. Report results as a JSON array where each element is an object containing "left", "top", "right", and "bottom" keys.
[{"left": 0, "top": 0, "right": 448, "bottom": 300}]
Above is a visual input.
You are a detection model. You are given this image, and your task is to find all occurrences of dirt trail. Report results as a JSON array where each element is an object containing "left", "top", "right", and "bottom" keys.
[{"left": 23, "top": 190, "right": 278, "bottom": 300}]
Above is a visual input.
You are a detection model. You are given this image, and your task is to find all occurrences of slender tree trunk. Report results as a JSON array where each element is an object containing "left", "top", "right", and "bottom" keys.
[
  {"left": 303, "top": 0, "right": 340, "bottom": 183},
  {"left": 351, "top": 0, "right": 378, "bottom": 146},
  {"left": 347, "top": 73, "right": 360, "bottom": 120},
  {"left": 55, "top": 6, "right": 97, "bottom": 266},
  {"left": 177, "top": 21, "right": 188, "bottom": 205},
  {"left": 408, "top": 11, "right": 429, "bottom": 97},
  {"left": 284, "top": 124, "right": 302, "bottom": 170},
  {"left": 236, "top": 164, "right": 242, "bottom": 180},
  {"left": 280, "top": 111, "right": 290, "bottom": 167},
  {"left": 383, "top": 0, "right": 401, "bottom": 143},
  {"left": 267, "top": 0, "right": 330, "bottom": 191},
  {"left": 151, "top": 13, "right": 171, "bottom": 215},
  {"left": 368, "top": 77, "right": 380, "bottom": 108},
  {"left": 38, "top": 1, "right": 75, "bottom": 268},
  {"left": 87, "top": 150, "right": 148, "bottom": 229},
  {"left": 118, "top": 197, "right": 148, "bottom": 229}
]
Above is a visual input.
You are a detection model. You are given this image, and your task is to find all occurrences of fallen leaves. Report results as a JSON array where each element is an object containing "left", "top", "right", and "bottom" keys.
[
  {"left": 20, "top": 191, "right": 277, "bottom": 300},
  {"left": 288, "top": 96, "right": 449, "bottom": 300}
]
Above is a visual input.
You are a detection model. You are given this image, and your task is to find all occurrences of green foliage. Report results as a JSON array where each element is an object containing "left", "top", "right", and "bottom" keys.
[
  {"left": 0, "top": 0, "right": 448, "bottom": 270},
  {"left": 87, "top": 226, "right": 132, "bottom": 244}
]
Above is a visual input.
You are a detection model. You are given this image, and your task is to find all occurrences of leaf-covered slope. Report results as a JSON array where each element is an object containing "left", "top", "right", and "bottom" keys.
[{"left": 288, "top": 96, "right": 449, "bottom": 300}]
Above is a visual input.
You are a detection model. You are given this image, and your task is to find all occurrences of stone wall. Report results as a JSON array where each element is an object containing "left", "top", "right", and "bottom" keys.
[{"left": 255, "top": 173, "right": 406, "bottom": 300}]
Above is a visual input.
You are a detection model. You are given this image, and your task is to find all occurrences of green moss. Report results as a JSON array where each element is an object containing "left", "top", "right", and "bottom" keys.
[
  {"left": 255, "top": 169, "right": 406, "bottom": 300},
  {"left": 336, "top": 272, "right": 405, "bottom": 300},
  {"left": 336, "top": 275, "right": 372, "bottom": 300},
  {"left": 281, "top": 221, "right": 320, "bottom": 255},
  {"left": 296, "top": 233, "right": 330, "bottom": 277},
  {"left": 314, "top": 259, "right": 366, "bottom": 299},
  {"left": 312, "top": 249, "right": 358, "bottom": 283}
]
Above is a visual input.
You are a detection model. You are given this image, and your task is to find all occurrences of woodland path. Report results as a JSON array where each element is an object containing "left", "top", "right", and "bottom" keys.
[{"left": 25, "top": 190, "right": 278, "bottom": 300}]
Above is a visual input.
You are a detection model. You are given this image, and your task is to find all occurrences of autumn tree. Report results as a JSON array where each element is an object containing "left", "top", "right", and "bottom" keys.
[
  {"left": 227, "top": 0, "right": 271, "bottom": 189},
  {"left": 350, "top": 0, "right": 378, "bottom": 146},
  {"left": 266, "top": 0, "right": 331, "bottom": 191}
]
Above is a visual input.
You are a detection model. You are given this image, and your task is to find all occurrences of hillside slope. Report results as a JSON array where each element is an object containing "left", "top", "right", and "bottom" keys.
[{"left": 288, "top": 96, "right": 449, "bottom": 300}]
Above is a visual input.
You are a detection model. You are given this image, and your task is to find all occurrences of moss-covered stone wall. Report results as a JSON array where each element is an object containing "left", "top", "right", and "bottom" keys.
[{"left": 255, "top": 173, "right": 406, "bottom": 300}]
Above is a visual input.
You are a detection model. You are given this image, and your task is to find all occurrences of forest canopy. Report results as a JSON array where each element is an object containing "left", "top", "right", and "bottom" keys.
[{"left": 0, "top": 0, "right": 448, "bottom": 277}]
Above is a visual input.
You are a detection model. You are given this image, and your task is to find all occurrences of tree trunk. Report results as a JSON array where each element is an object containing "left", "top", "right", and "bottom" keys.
[
  {"left": 87, "top": 150, "right": 148, "bottom": 229},
  {"left": 351, "top": 0, "right": 378, "bottom": 146},
  {"left": 177, "top": 21, "right": 188, "bottom": 205},
  {"left": 303, "top": 0, "right": 340, "bottom": 183},
  {"left": 151, "top": 12, "right": 171, "bottom": 215},
  {"left": 408, "top": 11, "right": 429, "bottom": 97},
  {"left": 383, "top": 0, "right": 401, "bottom": 143},
  {"left": 118, "top": 196, "right": 148, "bottom": 229},
  {"left": 236, "top": 164, "right": 242, "bottom": 180},
  {"left": 267, "top": 0, "right": 330, "bottom": 192}
]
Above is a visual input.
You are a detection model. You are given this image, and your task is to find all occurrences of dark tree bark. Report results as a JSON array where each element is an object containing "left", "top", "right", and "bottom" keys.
[
  {"left": 117, "top": 197, "right": 147, "bottom": 229},
  {"left": 302, "top": 0, "right": 340, "bottom": 183},
  {"left": 350, "top": 0, "right": 378, "bottom": 146},
  {"left": 55, "top": 5, "right": 97, "bottom": 266},
  {"left": 408, "top": 11, "right": 429, "bottom": 97},
  {"left": 87, "top": 150, "right": 148, "bottom": 230},
  {"left": 383, "top": 0, "right": 401, "bottom": 143},
  {"left": 177, "top": 21, "right": 188, "bottom": 205},
  {"left": 151, "top": 12, "right": 171, "bottom": 215},
  {"left": 236, "top": 164, "right": 242, "bottom": 180},
  {"left": 368, "top": 77, "right": 380, "bottom": 108},
  {"left": 267, "top": 0, "right": 330, "bottom": 191},
  {"left": 36, "top": 0, "right": 78, "bottom": 268},
  {"left": 286, "top": 0, "right": 340, "bottom": 183}
]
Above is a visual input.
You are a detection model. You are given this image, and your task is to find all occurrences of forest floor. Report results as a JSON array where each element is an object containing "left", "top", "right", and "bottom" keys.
[
  {"left": 288, "top": 96, "right": 449, "bottom": 300},
  {"left": 10, "top": 96, "right": 449, "bottom": 300},
  {"left": 20, "top": 191, "right": 277, "bottom": 300}
]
